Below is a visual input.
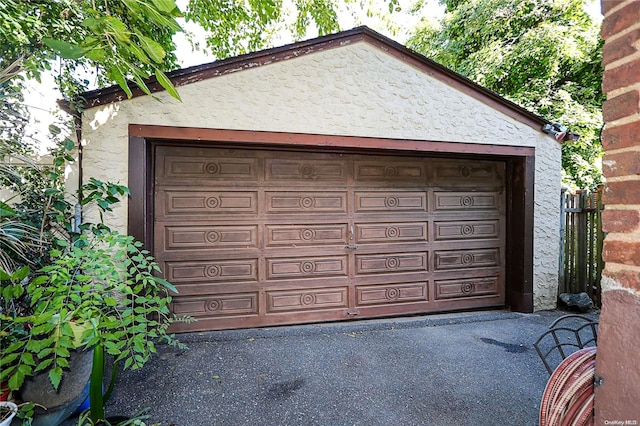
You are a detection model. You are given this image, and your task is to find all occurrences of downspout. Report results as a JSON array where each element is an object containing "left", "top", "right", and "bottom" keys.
[
  {"left": 73, "top": 111, "right": 83, "bottom": 234},
  {"left": 57, "top": 99, "right": 84, "bottom": 234}
]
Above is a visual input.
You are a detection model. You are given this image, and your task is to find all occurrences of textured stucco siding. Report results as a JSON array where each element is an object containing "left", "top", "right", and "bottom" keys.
[
  {"left": 80, "top": 41, "right": 560, "bottom": 310},
  {"left": 533, "top": 135, "right": 562, "bottom": 310}
]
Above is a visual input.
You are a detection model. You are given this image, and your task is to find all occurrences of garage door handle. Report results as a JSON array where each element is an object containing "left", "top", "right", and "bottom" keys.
[{"left": 345, "top": 244, "right": 358, "bottom": 249}]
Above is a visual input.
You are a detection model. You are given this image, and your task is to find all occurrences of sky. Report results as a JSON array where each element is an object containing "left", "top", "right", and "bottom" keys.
[{"left": 22, "top": 0, "right": 603, "bottom": 153}]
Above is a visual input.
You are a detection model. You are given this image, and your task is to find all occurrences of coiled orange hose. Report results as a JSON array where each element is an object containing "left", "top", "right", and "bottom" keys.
[{"left": 540, "top": 347, "right": 596, "bottom": 426}]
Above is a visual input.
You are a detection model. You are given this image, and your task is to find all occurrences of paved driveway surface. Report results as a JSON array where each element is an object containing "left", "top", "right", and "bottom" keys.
[{"left": 89, "top": 310, "right": 595, "bottom": 425}]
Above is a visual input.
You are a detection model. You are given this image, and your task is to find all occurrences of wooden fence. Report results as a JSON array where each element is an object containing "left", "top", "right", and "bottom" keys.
[{"left": 559, "top": 187, "right": 604, "bottom": 306}]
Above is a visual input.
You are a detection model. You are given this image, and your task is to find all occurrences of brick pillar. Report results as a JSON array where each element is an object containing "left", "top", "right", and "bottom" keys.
[{"left": 596, "top": 0, "right": 640, "bottom": 422}]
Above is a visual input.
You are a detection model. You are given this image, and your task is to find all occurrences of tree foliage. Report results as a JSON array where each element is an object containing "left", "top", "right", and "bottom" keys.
[
  {"left": 185, "top": 0, "right": 342, "bottom": 58},
  {"left": 408, "top": 0, "right": 604, "bottom": 189},
  {"left": 0, "top": 0, "right": 348, "bottom": 103},
  {"left": 0, "top": 0, "right": 185, "bottom": 101}
]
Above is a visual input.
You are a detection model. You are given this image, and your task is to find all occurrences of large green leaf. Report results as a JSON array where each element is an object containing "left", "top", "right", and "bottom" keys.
[
  {"left": 13, "top": 265, "right": 29, "bottom": 280},
  {"left": 155, "top": 69, "right": 181, "bottom": 101},
  {"left": 0, "top": 200, "right": 16, "bottom": 217},
  {"left": 128, "top": 43, "right": 151, "bottom": 64},
  {"left": 141, "top": 3, "right": 182, "bottom": 32},
  {"left": 108, "top": 65, "right": 133, "bottom": 98},
  {"left": 8, "top": 369, "right": 24, "bottom": 390},
  {"left": 152, "top": 0, "right": 178, "bottom": 14},
  {"left": 138, "top": 35, "right": 165, "bottom": 63},
  {"left": 104, "top": 16, "right": 131, "bottom": 43},
  {"left": 122, "top": 0, "right": 142, "bottom": 13},
  {"left": 43, "top": 38, "right": 85, "bottom": 59},
  {"left": 49, "top": 366, "right": 63, "bottom": 391}
]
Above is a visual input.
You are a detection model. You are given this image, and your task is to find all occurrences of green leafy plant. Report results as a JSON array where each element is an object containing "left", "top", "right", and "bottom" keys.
[
  {"left": 76, "top": 407, "right": 155, "bottom": 426},
  {"left": 0, "top": 131, "right": 130, "bottom": 269},
  {"left": 0, "top": 231, "right": 191, "bottom": 424},
  {"left": 1, "top": 132, "right": 191, "bottom": 424}
]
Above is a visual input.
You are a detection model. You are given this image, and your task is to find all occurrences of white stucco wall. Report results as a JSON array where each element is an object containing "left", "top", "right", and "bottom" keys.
[{"left": 80, "top": 40, "right": 561, "bottom": 310}]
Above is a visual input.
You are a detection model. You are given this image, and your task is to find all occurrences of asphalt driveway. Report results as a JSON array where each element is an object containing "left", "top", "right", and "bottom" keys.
[{"left": 78, "top": 310, "right": 595, "bottom": 425}]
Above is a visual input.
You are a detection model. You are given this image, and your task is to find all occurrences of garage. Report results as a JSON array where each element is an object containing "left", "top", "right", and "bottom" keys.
[
  {"left": 152, "top": 144, "right": 505, "bottom": 330},
  {"left": 76, "top": 27, "right": 562, "bottom": 332}
]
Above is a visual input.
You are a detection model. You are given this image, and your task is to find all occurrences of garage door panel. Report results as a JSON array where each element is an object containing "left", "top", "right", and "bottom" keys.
[
  {"left": 434, "top": 220, "right": 500, "bottom": 241},
  {"left": 157, "top": 155, "right": 260, "bottom": 183},
  {"left": 434, "top": 248, "right": 500, "bottom": 270},
  {"left": 161, "top": 225, "right": 259, "bottom": 252},
  {"left": 265, "top": 224, "right": 348, "bottom": 247},
  {"left": 266, "top": 287, "right": 349, "bottom": 313},
  {"left": 165, "top": 259, "right": 259, "bottom": 284},
  {"left": 356, "top": 282, "right": 428, "bottom": 306},
  {"left": 172, "top": 293, "right": 259, "bottom": 317},
  {"left": 432, "top": 159, "right": 504, "bottom": 186},
  {"left": 265, "top": 159, "right": 348, "bottom": 183},
  {"left": 159, "top": 190, "right": 259, "bottom": 217},
  {"left": 354, "top": 161, "right": 427, "bottom": 184},
  {"left": 355, "top": 191, "right": 427, "bottom": 212},
  {"left": 266, "top": 255, "right": 348, "bottom": 280},
  {"left": 355, "top": 252, "right": 428, "bottom": 275},
  {"left": 433, "top": 191, "right": 500, "bottom": 212},
  {"left": 434, "top": 276, "right": 500, "bottom": 300},
  {"left": 266, "top": 191, "right": 347, "bottom": 214},
  {"left": 355, "top": 222, "right": 428, "bottom": 244}
]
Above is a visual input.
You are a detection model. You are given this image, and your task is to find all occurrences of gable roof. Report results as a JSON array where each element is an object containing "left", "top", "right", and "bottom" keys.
[{"left": 75, "top": 26, "right": 548, "bottom": 131}]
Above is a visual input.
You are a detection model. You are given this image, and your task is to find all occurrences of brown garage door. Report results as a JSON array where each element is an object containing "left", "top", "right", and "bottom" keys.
[{"left": 154, "top": 145, "right": 506, "bottom": 332}]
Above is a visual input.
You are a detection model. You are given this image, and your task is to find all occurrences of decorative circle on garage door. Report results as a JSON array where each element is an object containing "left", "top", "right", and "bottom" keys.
[
  {"left": 206, "top": 196, "right": 220, "bottom": 209},
  {"left": 386, "top": 288, "right": 400, "bottom": 300},
  {"left": 385, "top": 257, "right": 400, "bottom": 269},
  {"left": 300, "top": 197, "right": 314, "bottom": 209},
  {"left": 206, "top": 299, "right": 221, "bottom": 312},
  {"left": 384, "top": 166, "right": 398, "bottom": 177},
  {"left": 206, "top": 265, "right": 222, "bottom": 277},
  {"left": 301, "top": 261, "right": 315, "bottom": 273},
  {"left": 300, "top": 164, "right": 314, "bottom": 177},
  {"left": 206, "top": 231, "right": 221, "bottom": 243},
  {"left": 385, "top": 197, "right": 399, "bottom": 208},
  {"left": 205, "top": 162, "right": 220, "bottom": 175},
  {"left": 461, "top": 253, "right": 474, "bottom": 265},
  {"left": 301, "top": 293, "right": 315, "bottom": 305},
  {"left": 461, "top": 196, "right": 474, "bottom": 207},
  {"left": 461, "top": 224, "right": 474, "bottom": 235},
  {"left": 461, "top": 282, "right": 474, "bottom": 294},
  {"left": 301, "top": 229, "right": 315, "bottom": 241},
  {"left": 385, "top": 227, "right": 400, "bottom": 238}
]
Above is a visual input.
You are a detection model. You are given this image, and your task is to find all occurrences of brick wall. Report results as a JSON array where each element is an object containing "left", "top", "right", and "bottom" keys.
[{"left": 595, "top": 0, "right": 640, "bottom": 422}]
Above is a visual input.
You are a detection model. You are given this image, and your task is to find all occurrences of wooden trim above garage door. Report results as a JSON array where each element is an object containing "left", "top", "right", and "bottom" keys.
[
  {"left": 129, "top": 125, "right": 535, "bottom": 157},
  {"left": 128, "top": 125, "right": 535, "bottom": 324}
]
